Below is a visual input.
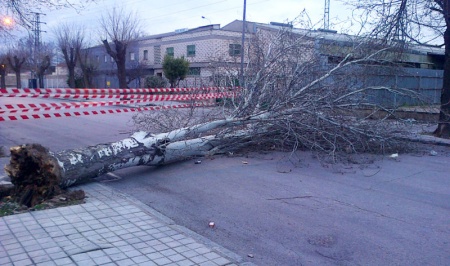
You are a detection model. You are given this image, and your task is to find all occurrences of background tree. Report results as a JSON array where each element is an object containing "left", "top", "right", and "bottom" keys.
[
  {"left": 78, "top": 47, "right": 97, "bottom": 88},
  {"left": 99, "top": 7, "right": 142, "bottom": 88},
  {"left": 345, "top": 0, "right": 450, "bottom": 138},
  {"left": 6, "top": 39, "right": 29, "bottom": 88},
  {"left": 0, "top": 56, "right": 7, "bottom": 89},
  {"left": 54, "top": 23, "right": 85, "bottom": 88},
  {"left": 162, "top": 55, "right": 190, "bottom": 88},
  {"left": 31, "top": 41, "right": 54, "bottom": 88}
]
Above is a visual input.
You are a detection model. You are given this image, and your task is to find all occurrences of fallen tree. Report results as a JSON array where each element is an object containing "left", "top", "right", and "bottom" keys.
[{"left": 4, "top": 19, "right": 429, "bottom": 206}]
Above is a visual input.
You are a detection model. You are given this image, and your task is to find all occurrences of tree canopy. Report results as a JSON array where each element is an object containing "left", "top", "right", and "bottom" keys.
[
  {"left": 347, "top": 0, "right": 450, "bottom": 138},
  {"left": 162, "top": 55, "right": 190, "bottom": 88}
]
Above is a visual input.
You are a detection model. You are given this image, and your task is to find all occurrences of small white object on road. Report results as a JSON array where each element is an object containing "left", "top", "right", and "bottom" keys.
[{"left": 389, "top": 153, "right": 399, "bottom": 159}]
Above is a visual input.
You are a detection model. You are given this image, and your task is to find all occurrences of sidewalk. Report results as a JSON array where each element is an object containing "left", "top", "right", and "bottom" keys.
[{"left": 0, "top": 183, "right": 252, "bottom": 266}]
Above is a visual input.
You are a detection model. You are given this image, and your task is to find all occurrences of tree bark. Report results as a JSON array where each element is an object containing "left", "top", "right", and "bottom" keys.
[
  {"left": 0, "top": 67, "right": 5, "bottom": 89},
  {"left": 434, "top": 16, "right": 450, "bottom": 138}
]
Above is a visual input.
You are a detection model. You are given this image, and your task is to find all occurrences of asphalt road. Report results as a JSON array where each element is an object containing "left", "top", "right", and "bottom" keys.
[{"left": 1, "top": 97, "right": 450, "bottom": 265}]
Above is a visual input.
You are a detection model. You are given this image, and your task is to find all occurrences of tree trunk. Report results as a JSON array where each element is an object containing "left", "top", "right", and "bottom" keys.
[
  {"left": 68, "top": 68, "right": 76, "bottom": 88},
  {"left": 0, "top": 70, "right": 5, "bottom": 89},
  {"left": 15, "top": 70, "right": 21, "bottom": 88},
  {"left": 4, "top": 114, "right": 259, "bottom": 207},
  {"left": 434, "top": 25, "right": 450, "bottom": 138}
]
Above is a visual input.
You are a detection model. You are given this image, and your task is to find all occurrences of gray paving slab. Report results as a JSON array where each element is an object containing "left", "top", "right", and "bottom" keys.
[{"left": 0, "top": 183, "right": 254, "bottom": 266}]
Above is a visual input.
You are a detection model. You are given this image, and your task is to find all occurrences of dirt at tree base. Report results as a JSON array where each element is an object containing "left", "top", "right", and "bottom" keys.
[
  {"left": 4, "top": 144, "right": 65, "bottom": 207},
  {"left": 0, "top": 188, "right": 86, "bottom": 217}
]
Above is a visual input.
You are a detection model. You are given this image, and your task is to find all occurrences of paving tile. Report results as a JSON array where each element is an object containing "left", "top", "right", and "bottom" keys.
[
  {"left": 4, "top": 242, "right": 21, "bottom": 250},
  {"left": 53, "top": 257, "right": 74, "bottom": 265},
  {"left": 195, "top": 247, "right": 212, "bottom": 255},
  {"left": 175, "top": 259, "right": 195, "bottom": 266},
  {"left": 48, "top": 251, "right": 67, "bottom": 260},
  {"left": 140, "top": 246, "right": 157, "bottom": 254},
  {"left": 70, "top": 252, "right": 90, "bottom": 262},
  {"left": 167, "top": 254, "right": 186, "bottom": 262},
  {"left": 10, "top": 253, "right": 30, "bottom": 263},
  {"left": 86, "top": 249, "right": 106, "bottom": 259},
  {"left": 190, "top": 255, "right": 209, "bottom": 264},
  {"left": 124, "top": 249, "right": 142, "bottom": 258},
  {"left": 103, "top": 247, "right": 121, "bottom": 255},
  {"left": 0, "top": 257, "right": 11, "bottom": 265},
  {"left": 92, "top": 255, "right": 112, "bottom": 265},
  {"left": 153, "top": 257, "right": 172, "bottom": 265},
  {"left": 27, "top": 249, "right": 47, "bottom": 258},
  {"left": 199, "top": 262, "right": 218, "bottom": 266},
  {"left": 131, "top": 255, "right": 150, "bottom": 264},
  {"left": 115, "top": 258, "right": 136, "bottom": 266},
  {"left": 153, "top": 244, "right": 170, "bottom": 252},
  {"left": 160, "top": 249, "right": 177, "bottom": 257},
  {"left": 36, "top": 261, "right": 57, "bottom": 266},
  {"left": 146, "top": 252, "right": 164, "bottom": 260},
  {"left": 203, "top": 252, "right": 221, "bottom": 260},
  {"left": 181, "top": 250, "right": 200, "bottom": 259},
  {"left": 109, "top": 251, "right": 128, "bottom": 261},
  {"left": 173, "top": 246, "right": 190, "bottom": 253},
  {"left": 13, "top": 258, "right": 34, "bottom": 266},
  {"left": 7, "top": 247, "right": 25, "bottom": 256},
  {"left": 32, "top": 254, "right": 52, "bottom": 264},
  {"left": 212, "top": 257, "right": 231, "bottom": 265}
]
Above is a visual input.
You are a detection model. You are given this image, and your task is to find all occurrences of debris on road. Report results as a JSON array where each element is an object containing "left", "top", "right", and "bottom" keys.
[{"left": 389, "top": 153, "right": 399, "bottom": 159}]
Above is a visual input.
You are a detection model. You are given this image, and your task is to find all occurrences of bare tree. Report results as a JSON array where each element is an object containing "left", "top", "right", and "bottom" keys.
[
  {"left": 54, "top": 23, "right": 85, "bottom": 88},
  {"left": 99, "top": 7, "right": 142, "bottom": 88},
  {"left": 78, "top": 47, "right": 98, "bottom": 88},
  {"left": 6, "top": 39, "right": 31, "bottom": 88},
  {"left": 31, "top": 42, "right": 54, "bottom": 88},
  {"left": 344, "top": 0, "right": 450, "bottom": 138}
]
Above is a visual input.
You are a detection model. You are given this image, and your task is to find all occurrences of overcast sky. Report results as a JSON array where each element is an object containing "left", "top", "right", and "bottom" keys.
[{"left": 38, "top": 0, "right": 352, "bottom": 43}]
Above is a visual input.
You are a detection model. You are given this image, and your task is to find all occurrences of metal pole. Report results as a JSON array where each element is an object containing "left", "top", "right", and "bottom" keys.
[{"left": 240, "top": 0, "right": 246, "bottom": 86}]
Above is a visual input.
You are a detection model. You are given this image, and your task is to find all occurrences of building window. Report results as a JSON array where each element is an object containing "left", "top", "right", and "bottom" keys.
[
  {"left": 96, "top": 55, "right": 100, "bottom": 63},
  {"left": 187, "top": 45, "right": 195, "bottom": 56},
  {"left": 104, "top": 55, "right": 108, "bottom": 63},
  {"left": 188, "top": 67, "right": 201, "bottom": 76},
  {"left": 143, "top": 50, "right": 148, "bottom": 60},
  {"left": 166, "top": 47, "right": 174, "bottom": 57},
  {"left": 130, "top": 52, "right": 135, "bottom": 61},
  {"left": 110, "top": 56, "right": 114, "bottom": 62},
  {"left": 229, "top": 44, "right": 241, "bottom": 56}
]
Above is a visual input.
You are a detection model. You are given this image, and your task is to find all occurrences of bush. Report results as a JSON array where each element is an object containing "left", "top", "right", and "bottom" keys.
[{"left": 145, "top": 75, "right": 168, "bottom": 88}]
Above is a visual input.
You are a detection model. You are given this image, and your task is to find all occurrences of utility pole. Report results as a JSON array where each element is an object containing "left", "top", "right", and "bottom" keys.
[
  {"left": 240, "top": 0, "right": 247, "bottom": 87},
  {"left": 324, "top": 0, "right": 330, "bottom": 30},
  {"left": 30, "top": 12, "right": 46, "bottom": 88}
]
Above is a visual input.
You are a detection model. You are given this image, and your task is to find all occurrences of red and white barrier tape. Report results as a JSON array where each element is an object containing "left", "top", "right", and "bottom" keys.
[
  {"left": 0, "top": 103, "right": 213, "bottom": 122},
  {"left": 0, "top": 92, "right": 230, "bottom": 113},
  {"left": 0, "top": 99, "right": 153, "bottom": 113},
  {"left": 0, "top": 92, "right": 237, "bottom": 100},
  {"left": 0, "top": 87, "right": 239, "bottom": 95}
]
